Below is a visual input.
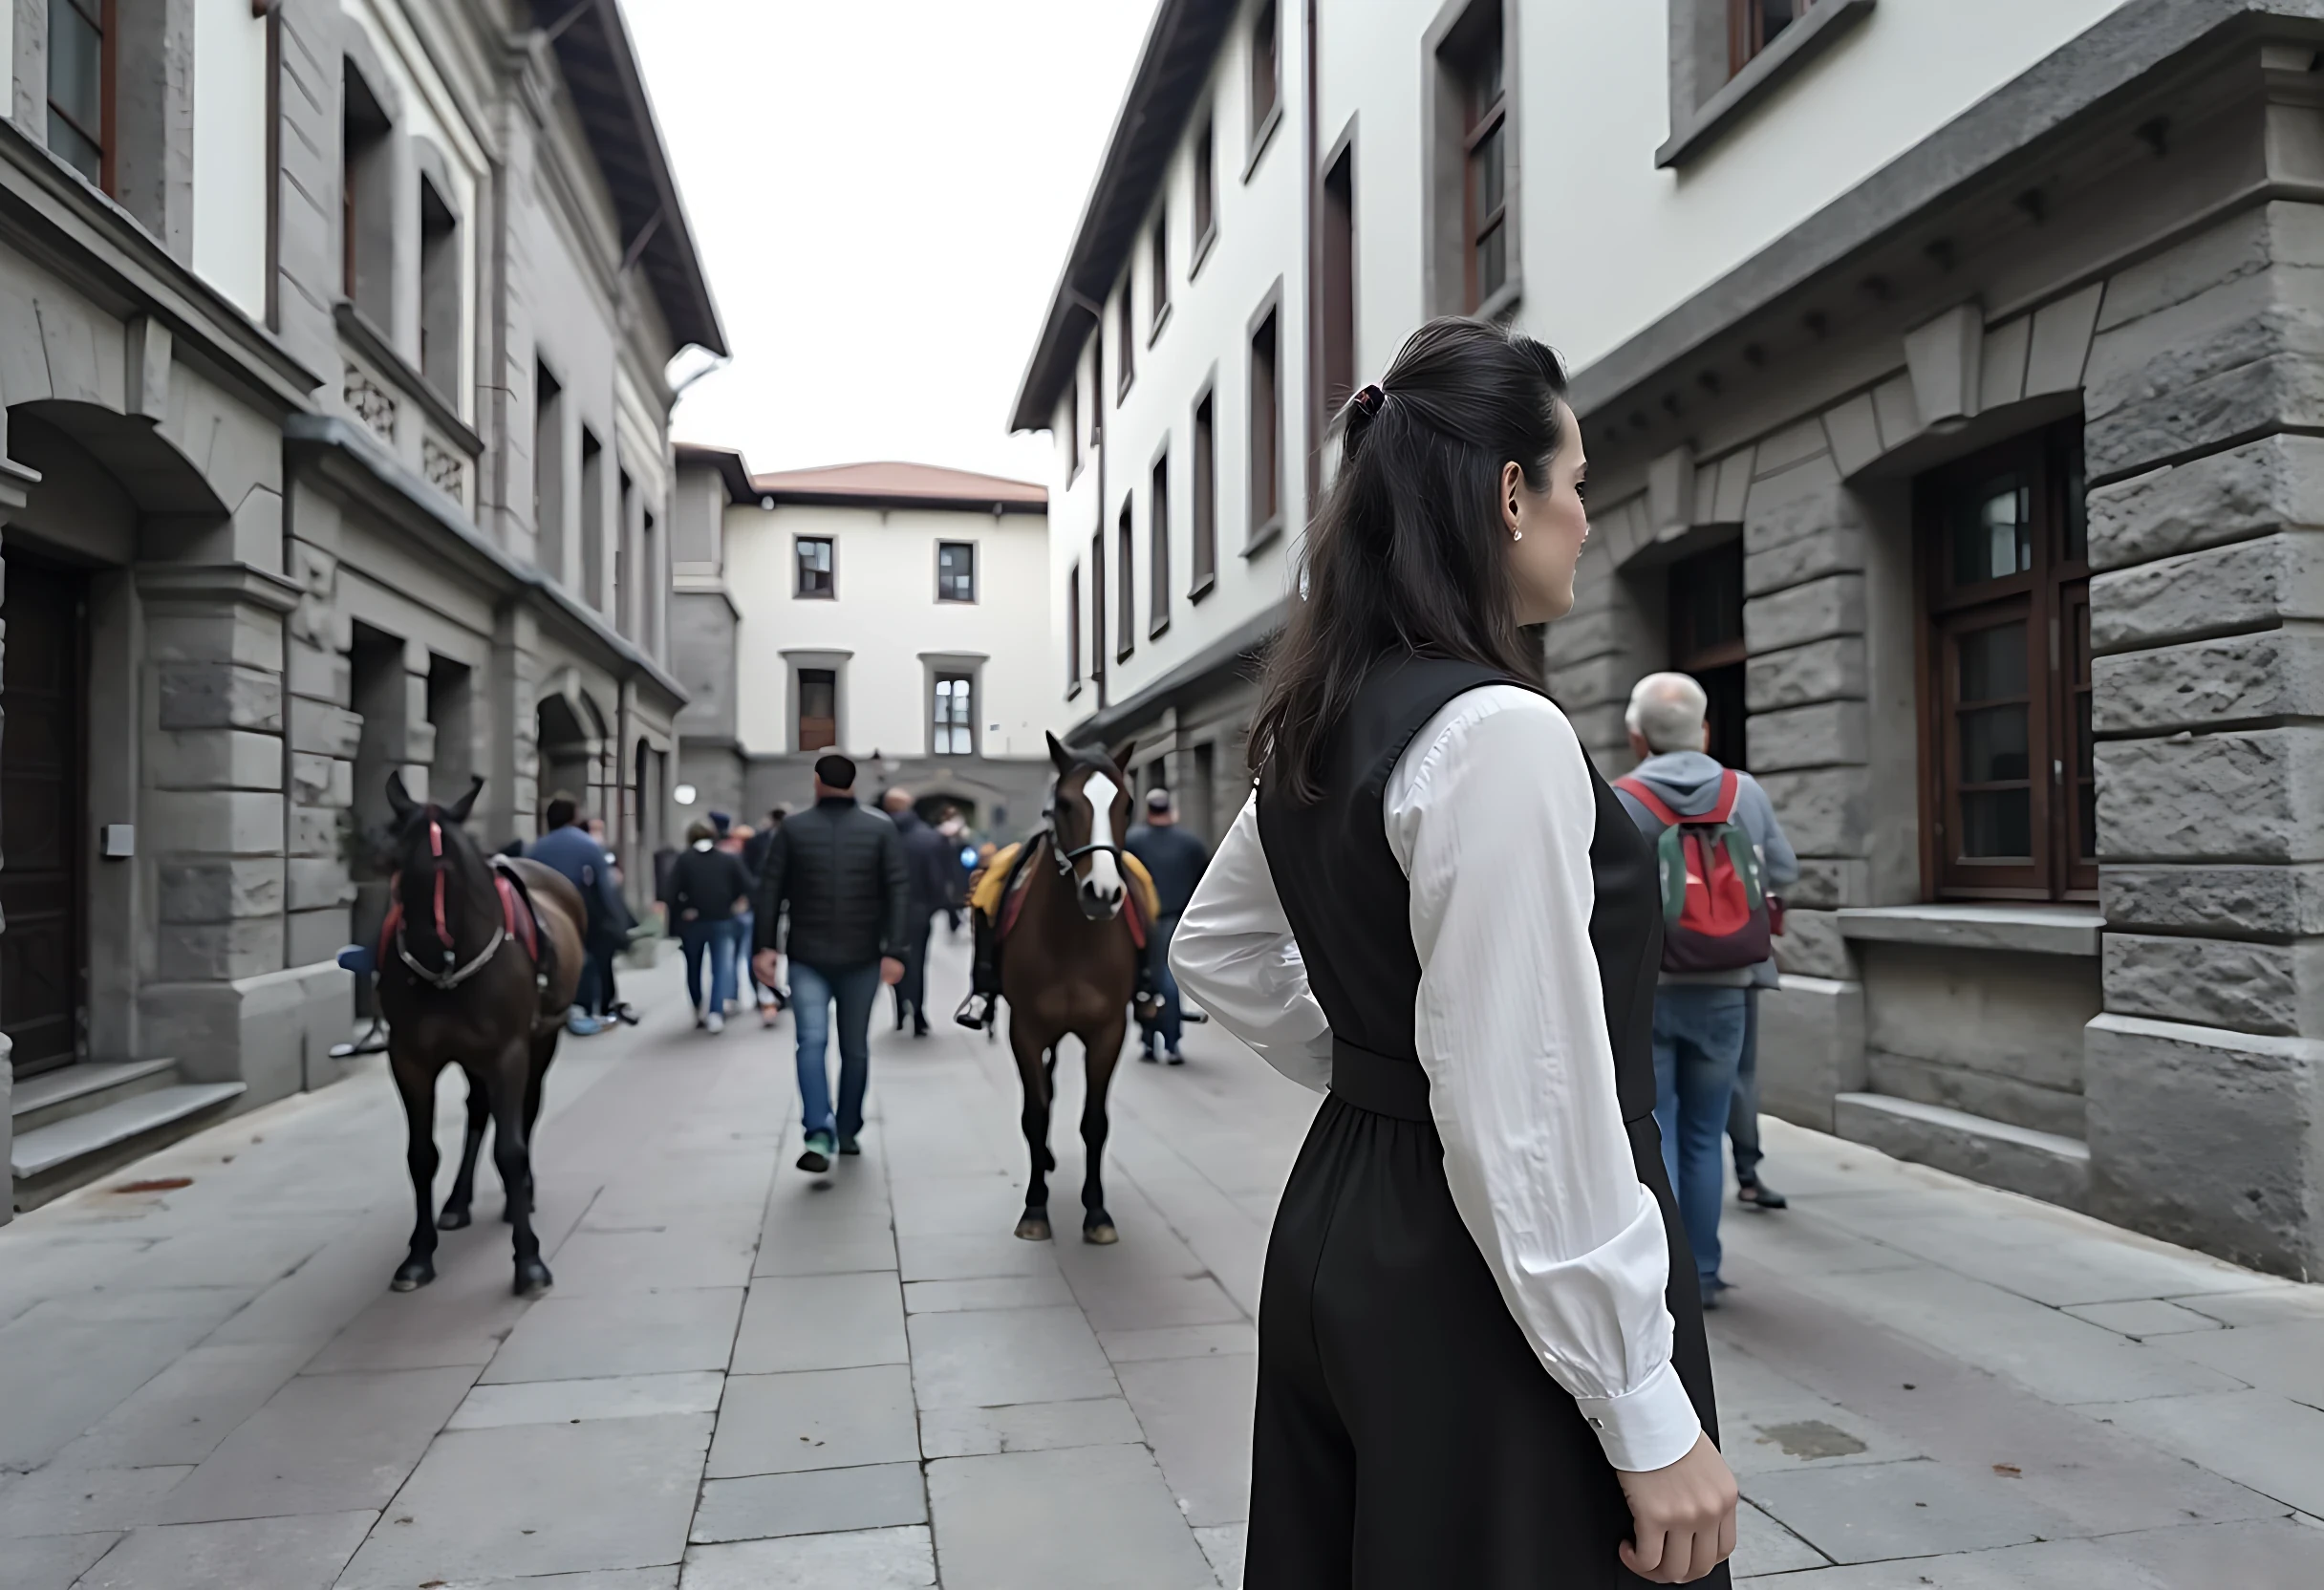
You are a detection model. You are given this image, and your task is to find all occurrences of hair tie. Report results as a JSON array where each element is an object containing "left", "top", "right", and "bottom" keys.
[{"left": 1350, "top": 383, "right": 1385, "bottom": 419}]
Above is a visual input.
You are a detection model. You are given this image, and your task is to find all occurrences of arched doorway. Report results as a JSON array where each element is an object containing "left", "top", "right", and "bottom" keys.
[{"left": 535, "top": 693, "right": 593, "bottom": 822}]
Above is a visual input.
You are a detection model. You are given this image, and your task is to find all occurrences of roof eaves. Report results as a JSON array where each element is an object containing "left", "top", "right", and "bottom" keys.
[{"left": 675, "top": 441, "right": 755, "bottom": 504}]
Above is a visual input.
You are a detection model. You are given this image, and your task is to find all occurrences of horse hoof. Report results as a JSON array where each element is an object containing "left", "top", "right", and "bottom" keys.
[
  {"left": 391, "top": 1260, "right": 435, "bottom": 1292},
  {"left": 1014, "top": 1214, "right": 1053, "bottom": 1242},
  {"left": 437, "top": 1208, "right": 471, "bottom": 1231},
  {"left": 513, "top": 1261, "right": 553, "bottom": 1299},
  {"left": 1084, "top": 1222, "right": 1119, "bottom": 1246}
]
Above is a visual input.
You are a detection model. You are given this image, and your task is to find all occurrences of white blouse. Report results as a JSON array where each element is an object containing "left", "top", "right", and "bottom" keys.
[{"left": 1170, "top": 685, "right": 1701, "bottom": 1473}]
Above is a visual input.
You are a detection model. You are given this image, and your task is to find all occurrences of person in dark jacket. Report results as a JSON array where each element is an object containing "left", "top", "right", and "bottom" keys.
[
  {"left": 528, "top": 795, "right": 630, "bottom": 1036},
  {"left": 751, "top": 754, "right": 910, "bottom": 1172},
  {"left": 1125, "top": 788, "right": 1210, "bottom": 1064},
  {"left": 881, "top": 788, "right": 955, "bottom": 1038},
  {"left": 668, "top": 819, "right": 757, "bottom": 1032}
]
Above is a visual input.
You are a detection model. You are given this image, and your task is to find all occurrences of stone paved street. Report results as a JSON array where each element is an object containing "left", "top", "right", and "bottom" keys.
[{"left": 3, "top": 935, "right": 2322, "bottom": 1588}]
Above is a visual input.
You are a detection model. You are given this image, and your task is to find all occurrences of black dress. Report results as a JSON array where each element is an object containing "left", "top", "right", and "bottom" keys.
[{"left": 1248, "top": 658, "right": 1725, "bottom": 1589}]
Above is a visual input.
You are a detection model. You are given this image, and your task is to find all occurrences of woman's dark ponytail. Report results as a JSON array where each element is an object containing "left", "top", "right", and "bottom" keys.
[{"left": 1249, "top": 317, "right": 1571, "bottom": 804}]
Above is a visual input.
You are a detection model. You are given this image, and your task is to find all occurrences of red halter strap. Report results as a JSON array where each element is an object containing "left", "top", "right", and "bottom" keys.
[{"left": 429, "top": 820, "right": 451, "bottom": 948}]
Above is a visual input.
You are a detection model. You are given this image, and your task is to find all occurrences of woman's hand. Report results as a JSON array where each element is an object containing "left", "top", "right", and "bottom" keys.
[
  {"left": 1615, "top": 1431, "right": 1737, "bottom": 1583},
  {"left": 680, "top": 909, "right": 697, "bottom": 922}
]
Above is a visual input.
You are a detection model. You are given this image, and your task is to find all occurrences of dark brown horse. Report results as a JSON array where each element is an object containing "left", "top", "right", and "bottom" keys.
[
  {"left": 377, "top": 774, "right": 585, "bottom": 1296},
  {"left": 1001, "top": 734, "right": 1148, "bottom": 1245}
]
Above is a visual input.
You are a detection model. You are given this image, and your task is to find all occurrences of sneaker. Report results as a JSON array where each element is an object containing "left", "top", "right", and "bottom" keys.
[
  {"left": 838, "top": 1135, "right": 861, "bottom": 1156},
  {"left": 567, "top": 1012, "right": 603, "bottom": 1037},
  {"left": 612, "top": 1003, "right": 641, "bottom": 1027},
  {"left": 1165, "top": 1049, "right": 1185, "bottom": 1066},
  {"left": 704, "top": 1011, "right": 724, "bottom": 1034},
  {"left": 954, "top": 992, "right": 993, "bottom": 1030},
  {"left": 693, "top": 1009, "right": 706, "bottom": 1030},
  {"left": 797, "top": 1131, "right": 834, "bottom": 1173}
]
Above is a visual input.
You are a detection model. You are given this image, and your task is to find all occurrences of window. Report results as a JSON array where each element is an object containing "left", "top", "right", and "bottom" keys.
[
  {"left": 1091, "top": 529, "right": 1108, "bottom": 688},
  {"left": 533, "top": 360, "right": 565, "bottom": 577},
  {"left": 1732, "top": 0, "right": 1814, "bottom": 75},
  {"left": 933, "top": 674, "right": 975, "bottom": 756},
  {"left": 1249, "top": 2, "right": 1280, "bottom": 152},
  {"left": 580, "top": 429, "right": 606, "bottom": 608},
  {"left": 1249, "top": 305, "right": 1281, "bottom": 542},
  {"left": 1458, "top": 18, "right": 1509, "bottom": 312},
  {"left": 1066, "top": 562, "right": 1084, "bottom": 693},
  {"left": 614, "top": 468, "right": 634, "bottom": 637},
  {"left": 937, "top": 541, "right": 977, "bottom": 603},
  {"left": 1117, "top": 501, "right": 1136, "bottom": 661},
  {"left": 1667, "top": 541, "right": 1748, "bottom": 768},
  {"left": 1150, "top": 212, "right": 1171, "bottom": 335},
  {"left": 1116, "top": 290, "right": 1135, "bottom": 398},
  {"left": 1090, "top": 336, "right": 1106, "bottom": 448},
  {"left": 797, "top": 669, "right": 837, "bottom": 752},
  {"left": 1150, "top": 452, "right": 1172, "bottom": 635},
  {"left": 1322, "top": 142, "right": 1357, "bottom": 418},
  {"left": 342, "top": 64, "right": 395, "bottom": 327},
  {"left": 640, "top": 511, "right": 658, "bottom": 654},
  {"left": 1918, "top": 421, "right": 2092, "bottom": 901},
  {"left": 796, "top": 536, "right": 835, "bottom": 598},
  {"left": 1192, "top": 391, "right": 1217, "bottom": 594},
  {"left": 1066, "top": 377, "right": 1081, "bottom": 477},
  {"left": 419, "top": 176, "right": 461, "bottom": 400},
  {"left": 1193, "top": 119, "right": 1217, "bottom": 260},
  {"left": 48, "top": 0, "right": 109, "bottom": 187}
]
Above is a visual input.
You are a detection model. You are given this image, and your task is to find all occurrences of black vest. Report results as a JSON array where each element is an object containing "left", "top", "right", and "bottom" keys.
[{"left": 1257, "top": 657, "right": 1663, "bottom": 1127}]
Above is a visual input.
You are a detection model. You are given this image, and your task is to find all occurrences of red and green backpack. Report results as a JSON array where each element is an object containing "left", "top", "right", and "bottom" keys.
[{"left": 1613, "top": 769, "right": 1772, "bottom": 974}]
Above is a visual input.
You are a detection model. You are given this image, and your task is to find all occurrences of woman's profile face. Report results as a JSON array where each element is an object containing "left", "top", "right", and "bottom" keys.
[{"left": 1503, "top": 399, "right": 1589, "bottom": 625}]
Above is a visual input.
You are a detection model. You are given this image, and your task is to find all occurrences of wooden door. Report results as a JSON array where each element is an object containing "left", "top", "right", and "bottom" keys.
[{"left": 1, "top": 558, "right": 88, "bottom": 1077}]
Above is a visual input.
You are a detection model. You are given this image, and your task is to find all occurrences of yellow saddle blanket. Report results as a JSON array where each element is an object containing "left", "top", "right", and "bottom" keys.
[{"left": 971, "top": 840, "right": 1159, "bottom": 925}]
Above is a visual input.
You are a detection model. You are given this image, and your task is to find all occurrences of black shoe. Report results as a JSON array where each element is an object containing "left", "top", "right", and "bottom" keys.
[
  {"left": 1737, "top": 1177, "right": 1788, "bottom": 1211},
  {"left": 797, "top": 1131, "right": 834, "bottom": 1174},
  {"left": 838, "top": 1135, "right": 861, "bottom": 1156},
  {"left": 1165, "top": 1050, "right": 1185, "bottom": 1066},
  {"left": 913, "top": 1019, "right": 930, "bottom": 1039},
  {"left": 955, "top": 993, "right": 993, "bottom": 1030}
]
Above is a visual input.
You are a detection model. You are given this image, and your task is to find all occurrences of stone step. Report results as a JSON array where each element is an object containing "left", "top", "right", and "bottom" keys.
[
  {"left": 10, "top": 1058, "right": 180, "bottom": 1134},
  {"left": 1834, "top": 1091, "right": 2090, "bottom": 1211},
  {"left": 11, "top": 1082, "right": 247, "bottom": 1188}
]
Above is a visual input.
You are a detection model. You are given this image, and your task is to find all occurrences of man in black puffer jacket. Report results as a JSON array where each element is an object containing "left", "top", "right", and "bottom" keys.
[{"left": 751, "top": 754, "right": 909, "bottom": 1173}]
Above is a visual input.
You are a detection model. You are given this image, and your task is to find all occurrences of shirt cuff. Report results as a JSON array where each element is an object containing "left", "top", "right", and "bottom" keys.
[{"left": 1573, "top": 1359, "right": 1702, "bottom": 1472}]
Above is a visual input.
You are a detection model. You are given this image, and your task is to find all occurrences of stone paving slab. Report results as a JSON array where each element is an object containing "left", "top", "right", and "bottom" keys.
[
  {"left": 1112, "top": 1351, "right": 1257, "bottom": 1529},
  {"left": 73, "top": 1509, "right": 377, "bottom": 1590},
  {"left": 704, "top": 1365, "right": 921, "bottom": 1479},
  {"left": 480, "top": 1287, "right": 745, "bottom": 1384},
  {"left": 729, "top": 1269, "right": 908, "bottom": 1373},
  {"left": 446, "top": 1371, "right": 727, "bottom": 1429},
  {"left": 916, "top": 1394, "right": 1149, "bottom": 1459},
  {"left": 905, "top": 1301, "right": 1122, "bottom": 1409},
  {"left": 1731, "top": 1497, "right": 1829, "bottom": 1578},
  {"left": 3, "top": 1530, "right": 122, "bottom": 1590},
  {"left": 679, "top": 1524, "right": 936, "bottom": 1588},
  {"left": 927, "top": 1443, "right": 1221, "bottom": 1590},
  {"left": 334, "top": 1412, "right": 712, "bottom": 1588},
  {"left": 2090, "top": 1387, "right": 2324, "bottom": 1518},
  {"left": 690, "top": 1460, "right": 928, "bottom": 1543},
  {"left": 751, "top": 1214, "right": 896, "bottom": 1278},
  {"left": 1742, "top": 1455, "right": 2069, "bottom": 1563},
  {"left": 0, "top": 1463, "right": 194, "bottom": 1538},
  {"left": 903, "top": 1274, "right": 1077, "bottom": 1312}
]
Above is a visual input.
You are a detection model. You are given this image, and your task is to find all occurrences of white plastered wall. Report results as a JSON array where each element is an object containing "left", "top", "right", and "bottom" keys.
[{"left": 191, "top": 0, "right": 270, "bottom": 319}]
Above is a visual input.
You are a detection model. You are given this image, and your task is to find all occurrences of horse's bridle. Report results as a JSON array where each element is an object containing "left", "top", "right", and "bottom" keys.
[
  {"left": 395, "top": 816, "right": 507, "bottom": 991},
  {"left": 1044, "top": 783, "right": 1124, "bottom": 881}
]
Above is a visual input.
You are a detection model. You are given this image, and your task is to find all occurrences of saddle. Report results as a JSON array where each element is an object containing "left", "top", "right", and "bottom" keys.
[{"left": 978, "top": 835, "right": 1156, "bottom": 951}]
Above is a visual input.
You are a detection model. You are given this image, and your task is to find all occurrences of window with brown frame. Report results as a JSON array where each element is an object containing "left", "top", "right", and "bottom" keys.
[
  {"left": 1150, "top": 212, "right": 1171, "bottom": 334},
  {"left": 1917, "top": 420, "right": 2094, "bottom": 901},
  {"left": 1731, "top": 0, "right": 1815, "bottom": 76},
  {"left": 1667, "top": 540, "right": 1748, "bottom": 769},
  {"left": 1250, "top": 2, "right": 1280, "bottom": 148},
  {"left": 1192, "top": 392, "right": 1217, "bottom": 594},
  {"left": 795, "top": 536, "right": 835, "bottom": 599},
  {"left": 1249, "top": 306, "right": 1281, "bottom": 541},
  {"left": 1066, "top": 563, "right": 1083, "bottom": 694},
  {"left": 1117, "top": 501, "right": 1136, "bottom": 661},
  {"left": 1193, "top": 119, "right": 1217, "bottom": 257},
  {"left": 1322, "top": 143, "right": 1356, "bottom": 419},
  {"left": 797, "top": 669, "right": 838, "bottom": 753},
  {"left": 48, "top": 0, "right": 111, "bottom": 189},
  {"left": 1456, "top": 13, "right": 1508, "bottom": 312},
  {"left": 1150, "top": 451, "right": 1172, "bottom": 635}
]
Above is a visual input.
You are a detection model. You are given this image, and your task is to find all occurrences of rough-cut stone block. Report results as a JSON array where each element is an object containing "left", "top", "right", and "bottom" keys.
[
  {"left": 1743, "top": 480, "right": 1860, "bottom": 555},
  {"left": 144, "top": 791, "right": 285, "bottom": 856},
  {"left": 2097, "top": 726, "right": 2324, "bottom": 862},
  {"left": 287, "top": 857, "right": 356, "bottom": 912},
  {"left": 1742, "top": 451, "right": 1841, "bottom": 523},
  {"left": 1549, "top": 652, "right": 1638, "bottom": 711},
  {"left": 1774, "top": 908, "right": 1853, "bottom": 979},
  {"left": 1822, "top": 393, "right": 1883, "bottom": 480},
  {"left": 1542, "top": 608, "right": 1631, "bottom": 669},
  {"left": 2103, "top": 863, "right": 2324, "bottom": 937},
  {"left": 158, "top": 664, "right": 282, "bottom": 732},
  {"left": 286, "top": 639, "right": 351, "bottom": 702},
  {"left": 2096, "top": 204, "right": 2302, "bottom": 332},
  {"left": 289, "top": 698, "right": 363, "bottom": 757},
  {"left": 290, "top": 751, "right": 352, "bottom": 807},
  {"left": 2090, "top": 529, "right": 2324, "bottom": 653},
  {"left": 1568, "top": 703, "right": 1628, "bottom": 758},
  {"left": 1835, "top": 1093, "right": 2090, "bottom": 1209},
  {"left": 1754, "top": 767, "right": 1869, "bottom": 856},
  {"left": 2094, "top": 631, "right": 2324, "bottom": 734},
  {"left": 1753, "top": 417, "right": 1829, "bottom": 479},
  {"left": 2104, "top": 933, "right": 2324, "bottom": 1038},
  {"left": 2087, "top": 435, "right": 2324, "bottom": 572},
  {"left": 1746, "top": 636, "right": 1866, "bottom": 712},
  {"left": 1756, "top": 975, "right": 1866, "bottom": 1130},
  {"left": 1744, "top": 574, "right": 1865, "bottom": 652},
  {"left": 2089, "top": 349, "right": 2324, "bottom": 483},
  {"left": 160, "top": 859, "right": 286, "bottom": 923},
  {"left": 2086, "top": 1012, "right": 2324, "bottom": 1278},
  {"left": 288, "top": 907, "right": 352, "bottom": 969},
  {"left": 158, "top": 918, "right": 288, "bottom": 981},
  {"left": 1782, "top": 857, "right": 1866, "bottom": 911},
  {"left": 150, "top": 729, "right": 284, "bottom": 791},
  {"left": 1747, "top": 700, "right": 1868, "bottom": 771},
  {"left": 290, "top": 804, "right": 347, "bottom": 860},
  {"left": 1745, "top": 524, "right": 1866, "bottom": 597}
]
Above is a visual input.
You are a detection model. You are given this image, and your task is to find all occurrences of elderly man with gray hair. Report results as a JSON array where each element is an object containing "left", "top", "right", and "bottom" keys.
[{"left": 1615, "top": 672, "right": 1799, "bottom": 1306}]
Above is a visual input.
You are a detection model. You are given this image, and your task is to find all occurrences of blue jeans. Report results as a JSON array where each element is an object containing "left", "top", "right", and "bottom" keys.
[
  {"left": 790, "top": 959, "right": 879, "bottom": 1141},
  {"left": 1652, "top": 984, "right": 1749, "bottom": 1290},
  {"left": 1141, "top": 914, "right": 1184, "bottom": 1052},
  {"left": 1730, "top": 988, "right": 1764, "bottom": 1183},
  {"left": 679, "top": 918, "right": 739, "bottom": 1016}
]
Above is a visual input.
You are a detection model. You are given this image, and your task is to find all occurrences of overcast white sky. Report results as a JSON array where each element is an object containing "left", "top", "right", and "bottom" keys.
[{"left": 625, "top": 1, "right": 1156, "bottom": 486}]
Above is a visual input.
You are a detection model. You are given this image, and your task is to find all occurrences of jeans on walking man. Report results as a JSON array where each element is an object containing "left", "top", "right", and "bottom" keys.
[
  {"left": 1615, "top": 673, "right": 1799, "bottom": 1303},
  {"left": 752, "top": 754, "right": 909, "bottom": 1173},
  {"left": 666, "top": 819, "right": 754, "bottom": 1031},
  {"left": 881, "top": 788, "right": 955, "bottom": 1039},
  {"left": 1124, "top": 788, "right": 1210, "bottom": 1064}
]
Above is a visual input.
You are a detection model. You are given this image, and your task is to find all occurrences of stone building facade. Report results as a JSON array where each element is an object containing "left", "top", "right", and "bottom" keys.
[
  {"left": 1024, "top": 0, "right": 2324, "bottom": 1277},
  {"left": 2, "top": 0, "right": 721, "bottom": 1214}
]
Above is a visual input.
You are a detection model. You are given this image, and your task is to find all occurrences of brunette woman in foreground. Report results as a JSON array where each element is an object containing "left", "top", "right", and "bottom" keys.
[{"left": 1171, "top": 318, "right": 1736, "bottom": 1586}]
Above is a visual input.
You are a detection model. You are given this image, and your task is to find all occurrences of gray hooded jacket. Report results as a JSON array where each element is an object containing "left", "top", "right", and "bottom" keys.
[{"left": 1613, "top": 750, "right": 1801, "bottom": 988}]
